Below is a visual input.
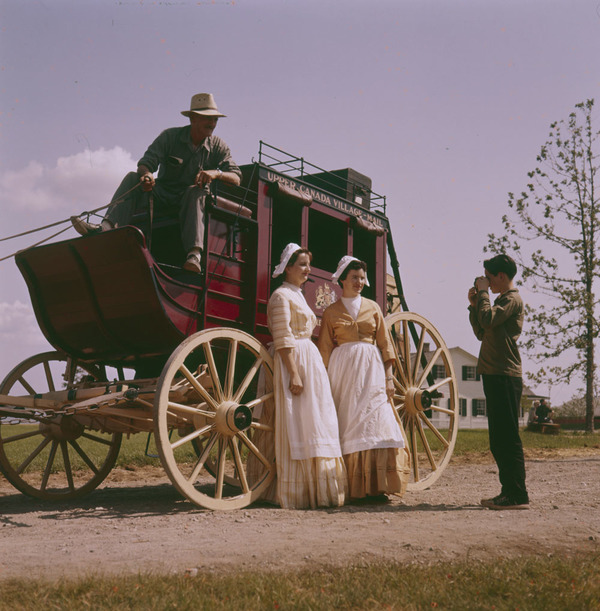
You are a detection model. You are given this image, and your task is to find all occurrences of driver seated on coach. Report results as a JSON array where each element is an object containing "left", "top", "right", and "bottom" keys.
[{"left": 71, "top": 92, "right": 242, "bottom": 275}]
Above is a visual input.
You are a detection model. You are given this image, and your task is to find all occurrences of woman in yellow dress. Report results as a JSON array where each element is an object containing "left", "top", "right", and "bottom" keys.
[
  {"left": 318, "top": 256, "right": 409, "bottom": 502},
  {"left": 267, "top": 243, "right": 346, "bottom": 509}
]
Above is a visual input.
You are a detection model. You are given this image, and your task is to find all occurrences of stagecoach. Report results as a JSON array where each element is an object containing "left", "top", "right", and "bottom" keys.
[{"left": 0, "top": 143, "right": 459, "bottom": 510}]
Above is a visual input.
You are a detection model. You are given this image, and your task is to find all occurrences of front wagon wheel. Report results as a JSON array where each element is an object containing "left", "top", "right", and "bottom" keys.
[
  {"left": 385, "top": 313, "right": 459, "bottom": 490},
  {"left": 0, "top": 351, "right": 122, "bottom": 500},
  {"left": 154, "top": 328, "right": 276, "bottom": 510}
]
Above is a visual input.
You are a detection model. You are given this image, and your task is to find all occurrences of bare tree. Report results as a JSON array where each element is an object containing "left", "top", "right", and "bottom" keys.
[{"left": 486, "top": 100, "right": 598, "bottom": 433}]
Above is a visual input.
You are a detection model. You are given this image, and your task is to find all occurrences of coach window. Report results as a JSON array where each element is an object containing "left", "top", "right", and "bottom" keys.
[
  {"left": 270, "top": 198, "right": 303, "bottom": 273},
  {"left": 307, "top": 209, "right": 347, "bottom": 272},
  {"left": 351, "top": 226, "right": 377, "bottom": 299}
]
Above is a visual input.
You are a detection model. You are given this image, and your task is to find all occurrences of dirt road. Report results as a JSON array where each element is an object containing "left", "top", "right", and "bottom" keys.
[{"left": 1, "top": 451, "right": 599, "bottom": 581}]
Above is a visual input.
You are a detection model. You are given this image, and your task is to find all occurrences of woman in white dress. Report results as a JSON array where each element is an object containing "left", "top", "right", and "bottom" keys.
[
  {"left": 318, "top": 256, "right": 410, "bottom": 502},
  {"left": 267, "top": 243, "right": 346, "bottom": 509}
]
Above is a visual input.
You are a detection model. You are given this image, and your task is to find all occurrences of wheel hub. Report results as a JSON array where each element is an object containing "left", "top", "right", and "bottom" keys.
[
  {"left": 214, "top": 401, "right": 252, "bottom": 435},
  {"left": 404, "top": 387, "right": 433, "bottom": 415},
  {"left": 39, "top": 415, "right": 84, "bottom": 441}
]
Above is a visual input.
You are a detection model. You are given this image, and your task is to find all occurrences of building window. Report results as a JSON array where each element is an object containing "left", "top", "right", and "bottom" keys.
[
  {"left": 433, "top": 364, "right": 446, "bottom": 379},
  {"left": 472, "top": 399, "right": 487, "bottom": 417},
  {"left": 449, "top": 397, "right": 467, "bottom": 417},
  {"left": 462, "top": 365, "right": 480, "bottom": 381}
]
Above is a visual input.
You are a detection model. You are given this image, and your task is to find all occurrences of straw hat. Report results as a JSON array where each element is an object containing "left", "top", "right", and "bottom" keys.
[{"left": 181, "top": 93, "right": 226, "bottom": 118}]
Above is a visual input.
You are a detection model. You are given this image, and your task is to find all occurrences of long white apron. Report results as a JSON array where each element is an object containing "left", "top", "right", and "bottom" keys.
[
  {"left": 275, "top": 338, "right": 342, "bottom": 460},
  {"left": 328, "top": 341, "right": 405, "bottom": 456}
]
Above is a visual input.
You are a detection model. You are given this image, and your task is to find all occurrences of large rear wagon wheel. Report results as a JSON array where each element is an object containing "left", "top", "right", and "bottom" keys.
[
  {"left": 154, "top": 328, "right": 276, "bottom": 510},
  {"left": 0, "top": 351, "right": 122, "bottom": 500},
  {"left": 385, "top": 313, "right": 459, "bottom": 490}
]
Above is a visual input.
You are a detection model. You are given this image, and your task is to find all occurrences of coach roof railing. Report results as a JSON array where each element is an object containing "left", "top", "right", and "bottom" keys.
[{"left": 257, "top": 141, "right": 387, "bottom": 215}]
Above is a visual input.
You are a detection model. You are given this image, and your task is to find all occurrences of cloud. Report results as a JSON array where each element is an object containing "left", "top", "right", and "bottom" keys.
[
  {"left": 0, "top": 300, "right": 47, "bottom": 348},
  {"left": 0, "top": 300, "right": 54, "bottom": 383},
  {"left": 0, "top": 146, "right": 135, "bottom": 214}
]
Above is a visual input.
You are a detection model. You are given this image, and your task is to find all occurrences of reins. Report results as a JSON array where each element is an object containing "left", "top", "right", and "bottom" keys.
[{"left": 0, "top": 182, "right": 141, "bottom": 262}]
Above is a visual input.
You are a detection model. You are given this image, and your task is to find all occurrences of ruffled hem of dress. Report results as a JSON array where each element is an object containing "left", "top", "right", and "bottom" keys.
[{"left": 344, "top": 447, "right": 410, "bottom": 499}]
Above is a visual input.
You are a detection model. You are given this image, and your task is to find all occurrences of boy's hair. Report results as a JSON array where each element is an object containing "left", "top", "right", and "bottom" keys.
[{"left": 483, "top": 254, "right": 517, "bottom": 280}]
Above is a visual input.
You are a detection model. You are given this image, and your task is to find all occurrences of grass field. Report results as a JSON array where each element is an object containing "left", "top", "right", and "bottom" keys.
[
  {"left": 0, "top": 554, "right": 598, "bottom": 610},
  {"left": 116, "top": 427, "right": 600, "bottom": 467},
  {"left": 2, "top": 427, "right": 599, "bottom": 608}
]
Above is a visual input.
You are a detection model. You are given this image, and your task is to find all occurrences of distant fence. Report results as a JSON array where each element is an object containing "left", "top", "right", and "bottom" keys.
[{"left": 553, "top": 416, "right": 600, "bottom": 430}]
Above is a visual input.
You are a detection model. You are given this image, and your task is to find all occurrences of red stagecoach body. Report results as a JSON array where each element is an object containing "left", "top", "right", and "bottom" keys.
[{"left": 16, "top": 144, "right": 391, "bottom": 370}]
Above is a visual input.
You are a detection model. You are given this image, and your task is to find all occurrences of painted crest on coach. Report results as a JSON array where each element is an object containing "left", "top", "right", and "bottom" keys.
[{"left": 314, "top": 282, "right": 338, "bottom": 311}]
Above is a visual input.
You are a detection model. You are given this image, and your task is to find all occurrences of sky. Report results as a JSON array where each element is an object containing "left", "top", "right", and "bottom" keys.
[{"left": 1, "top": 0, "right": 599, "bottom": 405}]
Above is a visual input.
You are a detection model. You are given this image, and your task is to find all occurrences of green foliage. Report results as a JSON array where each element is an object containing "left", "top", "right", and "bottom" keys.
[
  {"left": 1, "top": 555, "right": 598, "bottom": 610},
  {"left": 486, "top": 99, "right": 599, "bottom": 431}
]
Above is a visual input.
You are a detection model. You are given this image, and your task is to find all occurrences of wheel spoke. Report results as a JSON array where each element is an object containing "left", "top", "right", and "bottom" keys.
[
  {"left": 166, "top": 401, "right": 215, "bottom": 419},
  {"left": 410, "top": 420, "right": 419, "bottom": 482},
  {"left": 402, "top": 320, "right": 412, "bottom": 385},
  {"left": 69, "top": 439, "right": 100, "bottom": 474},
  {"left": 430, "top": 404, "right": 455, "bottom": 416},
  {"left": 224, "top": 339, "right": 238, "bottom": 400},
  {"left": 171, "top": 423, "right": 213, "bottom": 450},
  {"left": 416, "top": 347, "right": 442, "bottom": 388},
  {"left": 3, "top": 427, "right": 43, "bottom": 444},
  {"left": 214, "top": 437, "right": 227, "bottom": 500},
  {"left": 393, "top": 374, "right": 407, "bottom": 394},
  {"left": 179, "top": 364, "right": 218, "bottom": 411},
  {"left": 238, "top": 430, "right": 271, "bottom": 469},
  {"left": 419, "top": 412, "right": 450, "bottom": 448},
  {"left": 40, "top": 440, "right": 59, "bottom": 491},
  {"left": 250, "top": 421, "right": 274, "bottom": 433},
  {"left": 427, "top": 376, "right": 453, "bottom": 393},
  {"left": 60, "top": 441, "right": 75, "bottom": 492},
  {"left": 81, "top": 431, "right": 115, "bottom": 446},
  {"left": 232, "top": 356, "right": 264, "bottom": 404},
  {"left": 245, "top": 392, "right": 274, "bottom": 410},
  {"left": 17, "top": 436, "right": 51, "bottom": 473},
  {"left": 415, "top": 416, "right": 437, "bottom": 471},
  {"left": 412, "top": 326, "right": 427, "bottom": 382},
  {"left": 43, "top": 361, "right": 56, "bottom": 392},
  {"left": 188, "top": 431, "right": 218, "bottom": 483},
  {"left": 388, "top": 328, "right": 409, "bottom": 389},
  {"left": 230, "top": 437, "right": 249, "bottom": 493},
  {"left": 17, "top": 375, "right": 36, "bottom": 396},
  {"left": 203, "top": 341, "right": 224, "bottom": 403}
]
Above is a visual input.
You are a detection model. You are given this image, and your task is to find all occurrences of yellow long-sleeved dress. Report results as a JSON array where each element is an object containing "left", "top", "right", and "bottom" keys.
[{"left": 318, "top": 297, "right": 410, "bottom": 499}]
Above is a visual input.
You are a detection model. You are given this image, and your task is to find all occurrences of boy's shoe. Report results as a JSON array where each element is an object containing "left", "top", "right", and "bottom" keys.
[
  {"left": 480, "top": 494, "right": 503, "bottom": 508},
  {"left": 486, "top": 495, "right": 529, "bottom": 510},
  {"left": 183, "top": 252, "right": 202, "bottom": 274}
]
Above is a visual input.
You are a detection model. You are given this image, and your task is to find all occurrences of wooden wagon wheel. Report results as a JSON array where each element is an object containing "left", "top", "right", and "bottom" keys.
[
  {"left": 154, "top": 328, "right": 276, "bottom": 510},
  {"left": 385, "top": 312, "right": 459, "bottom": 490},
  {"left": 0, "top": 351, "right": 122, "bottom": 500}
]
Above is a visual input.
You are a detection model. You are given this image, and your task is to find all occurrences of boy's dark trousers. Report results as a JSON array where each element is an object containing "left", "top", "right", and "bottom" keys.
[{"left": 482, "top": 373, "right": 528, "bottom": 502}]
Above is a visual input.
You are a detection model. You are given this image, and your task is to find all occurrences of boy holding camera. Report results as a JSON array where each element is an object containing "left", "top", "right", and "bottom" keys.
[{"left": 468, "top": 254, "right": 529, "bottom": 510}]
